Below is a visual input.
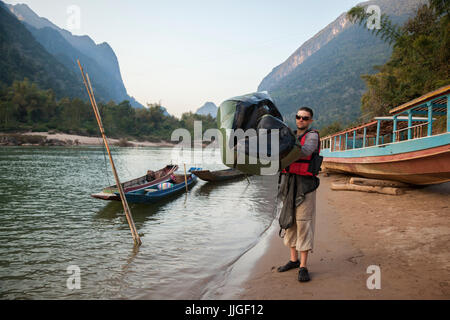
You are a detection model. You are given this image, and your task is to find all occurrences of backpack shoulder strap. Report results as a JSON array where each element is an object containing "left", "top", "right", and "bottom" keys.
[{"left": 296, "top": 128, "right": 312, "bottom": 143}]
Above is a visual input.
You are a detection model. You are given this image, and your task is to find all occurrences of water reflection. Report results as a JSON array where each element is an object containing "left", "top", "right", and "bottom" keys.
[
  {"left": 0, "top": 147, "right": 277, "bottom": 299},
  {"left": 195, "top": 177, "right": 249, "bottom": 197}
]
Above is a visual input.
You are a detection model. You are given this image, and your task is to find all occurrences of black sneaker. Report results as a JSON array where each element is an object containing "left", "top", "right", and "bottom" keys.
[
  {"left": 277, "top": 260, "right": 300, "bottom": 272},
  {"left": 298, "top": 267, "right": 310, "bottom": 282}
]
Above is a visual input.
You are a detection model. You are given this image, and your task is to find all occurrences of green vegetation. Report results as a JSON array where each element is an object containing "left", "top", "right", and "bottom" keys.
[
  {"left": 0, "top": 3, "right": 86, "bottom": 100},
  {"left": 0, "top": 133, "right": 46, "bottom": 145},
  {"left": 268, "top": 25, "right": 393, "bottom": 130},
  {"left": 0, "top": 79, "right": 216, "bottom": 142},
  {"left": 319, "top": 121, "right": 343, "bottom": 137},
  {"left": 348, "top": 0, "right": 450, "bottom": 121},
  {"left": 0, "top": 0, "right": 215, "bottom": 143}
]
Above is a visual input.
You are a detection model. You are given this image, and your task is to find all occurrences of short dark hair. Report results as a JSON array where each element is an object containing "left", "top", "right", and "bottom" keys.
[{"left": 297, "top": 107, "right": 313, "bottom": 119}]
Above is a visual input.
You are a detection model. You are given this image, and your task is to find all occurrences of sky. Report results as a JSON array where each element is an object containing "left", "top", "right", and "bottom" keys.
[{"left": 5, "top": 0, "right": 363, "bottom": 117}]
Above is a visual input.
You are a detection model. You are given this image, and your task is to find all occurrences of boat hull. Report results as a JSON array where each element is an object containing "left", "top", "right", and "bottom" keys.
[
  {"left": 123, "top": 176, "right": 198, "bottom": 204},
  {"left": 191, "top": 168, "right": 246, "bottom": 182},
  {"left": 91, "top": 165, "right": 178, "bottom": 200},
  {"left": 321, "top": 134, "right": 450, "bottom": 185}
]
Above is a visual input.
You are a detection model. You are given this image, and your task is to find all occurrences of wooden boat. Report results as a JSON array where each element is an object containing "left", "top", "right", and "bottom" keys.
[
  {"left": 91, "top": 164, "right": 178, "bottom": 200},
  {"left": 320, "top": 85, "right": 450, "bottom": 185},
  {"left": 121, "top": 167, "right": 201, "bottom": 204},
  {"left": 190, "top": 168, "right": 247, "bottom": 182}
]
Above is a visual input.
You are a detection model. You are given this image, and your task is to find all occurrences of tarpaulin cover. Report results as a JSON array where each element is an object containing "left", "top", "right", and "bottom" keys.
[{"left": 217, "top": 92, "right": 302, "bottom": 175}]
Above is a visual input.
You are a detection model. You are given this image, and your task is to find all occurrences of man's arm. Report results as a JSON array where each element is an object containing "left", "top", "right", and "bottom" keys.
[{"left": 297, "top": 132, "right": 319, "bottom": 158}]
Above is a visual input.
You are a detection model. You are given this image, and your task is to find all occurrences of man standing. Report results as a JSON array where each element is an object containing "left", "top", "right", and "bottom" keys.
[{"left": 277, "top": 106, "right": 320, "bottom": 282}]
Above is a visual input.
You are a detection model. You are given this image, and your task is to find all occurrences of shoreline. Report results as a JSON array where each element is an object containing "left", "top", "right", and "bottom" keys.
[
  {"left": 216, "top": 173, "right": 450, "bottom": 299},
  {"left": 0, "top": 131, "right": 175, "bottom": 147}
]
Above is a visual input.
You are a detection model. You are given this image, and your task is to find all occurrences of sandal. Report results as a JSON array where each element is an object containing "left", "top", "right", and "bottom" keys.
[
  {"left": 298, "top": 267, "right": 310, "bottom": 282},
  {"left": 277, "top": 260, "right": 300, "bottom": 272}
]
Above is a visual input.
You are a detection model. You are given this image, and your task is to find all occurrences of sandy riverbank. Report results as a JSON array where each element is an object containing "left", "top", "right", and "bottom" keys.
[
  {"left": 3, "top": 132, "right": 175, "bottom": 147},
  {"left": 218, "top": 173, "right": 450, "bottom": 299}
]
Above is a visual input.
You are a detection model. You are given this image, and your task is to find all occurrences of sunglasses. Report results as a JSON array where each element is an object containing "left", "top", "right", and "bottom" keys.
[{"left": 296, "top": 115, "right": 311, "bottom": 121}]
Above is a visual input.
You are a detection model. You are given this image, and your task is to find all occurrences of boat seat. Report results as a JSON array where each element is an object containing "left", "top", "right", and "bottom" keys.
[{"left": 171, "top": 175, "right": 189, "bottom": 184}]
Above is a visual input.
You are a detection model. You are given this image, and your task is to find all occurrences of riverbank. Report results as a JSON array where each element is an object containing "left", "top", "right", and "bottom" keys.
[
  {"left": 0, "top": 132, "right": 175, "bottom": 147},
  {"left": 219, "top": 173, "right": 450, "bottom": 299}
]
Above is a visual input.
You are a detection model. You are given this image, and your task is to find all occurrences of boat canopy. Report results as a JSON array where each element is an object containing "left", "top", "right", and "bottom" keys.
[{"left": 389, "top": 85, "right": 450, "bottom": 116}]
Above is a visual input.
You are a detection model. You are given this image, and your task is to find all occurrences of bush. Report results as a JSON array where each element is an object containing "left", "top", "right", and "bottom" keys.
[{"left": 116, "top": 138, "right": 133, "bottom": 147}]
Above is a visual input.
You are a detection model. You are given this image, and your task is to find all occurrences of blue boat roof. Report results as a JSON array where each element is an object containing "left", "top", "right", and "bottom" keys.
[{"left": 389, "top": 84, "right": 449, "bottom": 115}]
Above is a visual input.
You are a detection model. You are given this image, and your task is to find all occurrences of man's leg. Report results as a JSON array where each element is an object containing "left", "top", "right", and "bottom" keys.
[
  {"left": 296, "top": 190, "right": 315, "bottom": 282},
  {"left": 300, "top": 250, "right": 308, "bottom": 268},
  {"left": 290, "top": 247, "right": 298, "bottom": 263},
  {"left": 277, "top": 246, "right": 300, "bottom": 272}
]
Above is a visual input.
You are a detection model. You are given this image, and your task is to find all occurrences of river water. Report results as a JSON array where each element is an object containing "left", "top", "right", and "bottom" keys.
[{"left": 0, "top": 146, "right": 277, "bottom": 299}]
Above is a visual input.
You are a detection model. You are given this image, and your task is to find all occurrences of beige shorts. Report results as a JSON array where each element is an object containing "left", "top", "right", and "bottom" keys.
[{"left": 283, "top": 190, "right": 316, "bottom": 252}]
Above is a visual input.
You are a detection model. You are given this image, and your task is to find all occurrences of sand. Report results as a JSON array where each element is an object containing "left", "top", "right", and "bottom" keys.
[
  {"left": 223, "top": 173, "right": 450, "bottom": 299},
  {"left": 23, "top": 132, "right": 175, "bottom": 147}
]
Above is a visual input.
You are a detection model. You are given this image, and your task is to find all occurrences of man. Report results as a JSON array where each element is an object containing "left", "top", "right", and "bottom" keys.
[{"left": 277, "top": 106, "right": 320, "bottom": 282}]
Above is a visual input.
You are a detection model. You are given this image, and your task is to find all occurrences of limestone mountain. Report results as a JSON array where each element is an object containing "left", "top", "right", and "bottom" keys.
[
  {"left": 195, "top": 102, "right": 218, "bottom": 118},
  {"left": 258, "top": 0, "right": 428, "bottom": 129},
  {"left": 0, "top": 2, "right": 86, "bottom": 99},
  {"left": 5, "top": 2, "right": 143, "bottom": 108}
]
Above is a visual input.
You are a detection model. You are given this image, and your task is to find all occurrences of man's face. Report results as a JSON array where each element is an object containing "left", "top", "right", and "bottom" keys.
[{"left": 296, "top": 110, "right": 313, "bottom": 130}]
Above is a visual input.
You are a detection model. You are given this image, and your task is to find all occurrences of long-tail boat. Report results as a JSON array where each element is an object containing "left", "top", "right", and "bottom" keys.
[
  {"left": 120, "top": 167, "right": 201, "bottom": 204},
  {"left": 190, "top": 168, "right": 247, "bottom": 182},
  {"left": 91, "top": 164, "right": 178, "bottom": 200},
  {"left": 320, "top": 85, "right": 450, "bottom": 185}
]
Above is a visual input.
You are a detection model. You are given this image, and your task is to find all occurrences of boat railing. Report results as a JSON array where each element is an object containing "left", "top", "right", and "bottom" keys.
[
  {"left": 393, "top": 122, "right": 428, "bottom": 142},
  {"left": 321, "top": 118, "right": 445, "bottom": 152},
  {"left": 320, "top": 85, "right": 449, "bottom": 154}
]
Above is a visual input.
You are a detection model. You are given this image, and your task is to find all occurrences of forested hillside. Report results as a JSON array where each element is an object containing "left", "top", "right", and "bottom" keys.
[
  {"left": 349, "top": 0, "right": 449, "bottom": 120},
  {"left": 0, "top": 2, "right": 86, "bottom": 100},
  {"left": 0, "top": 79, "right": 216, "bottom": 142},
  {"left": 3, "top": 1, "right": 144, "bottom": 108},
  {"left": 0, "top": 1, "right": 217, "bottom": 142},
  {"left": 258, "top": 0, "right": 428, "bottom": 129}
]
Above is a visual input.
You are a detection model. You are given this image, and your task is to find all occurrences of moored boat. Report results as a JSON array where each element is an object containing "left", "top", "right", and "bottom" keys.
[
  {"left": 320, "top": 85, "right": 450, "bottom": 185},
  {"left": 91, "top": 164, "right": 178, "bottom": 200},
  {"left": 120, "top": 167, "right": 201, "bottom": 204},
  {"left": 190, "top": 168, "right": 247, "bottom": 182}
]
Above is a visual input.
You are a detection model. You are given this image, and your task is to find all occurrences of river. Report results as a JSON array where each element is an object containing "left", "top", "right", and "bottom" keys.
[{"left": 0, "top": 146, "right": 277, "bottom": 299}]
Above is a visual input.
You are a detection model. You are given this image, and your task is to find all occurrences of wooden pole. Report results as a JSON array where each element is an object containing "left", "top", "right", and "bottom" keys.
[
  {"left": 349, "top": 177, "right": 411, "bottom": 188},
  {"left": 376, "top": 120, "right": 381, "bottom": 145},
  {"left": 77, "top": 60, "right": 141, "bottom": 246},
  {"left": 427, "top": 102, "right": 433, "bottom": 137},
  {"left": 407, "top": 110, "right": 412, "bottom": 140},
  {"left": 331, "top": 182, "right": 404, "bottom": 195},
  {"left": 183, "top": 164, "right": 189, "bottom": 193},
  {"left": 393, "top": 115, "right": 397, "bottom": 142}
]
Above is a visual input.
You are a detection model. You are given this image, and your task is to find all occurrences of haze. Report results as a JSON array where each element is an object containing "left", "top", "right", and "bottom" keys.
[{"left": 5, "top": 0, "right": 362, "bottom": 116}]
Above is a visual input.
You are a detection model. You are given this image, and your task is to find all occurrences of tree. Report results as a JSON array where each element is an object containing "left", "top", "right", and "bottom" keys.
[
  {"left": 319, "top": 121, "right": 343, "bottom": 137},
  {"left": 347, "top": 1, "right": 450, "bottom": 120}
]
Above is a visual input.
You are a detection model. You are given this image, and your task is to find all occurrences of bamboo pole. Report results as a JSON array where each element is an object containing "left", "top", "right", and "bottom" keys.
[
  {"left": 78, "top": 60, "right": 142, "bottom": 246},
  {"left": 183, "top": 164, "right": 188, "bottom": 193}
]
